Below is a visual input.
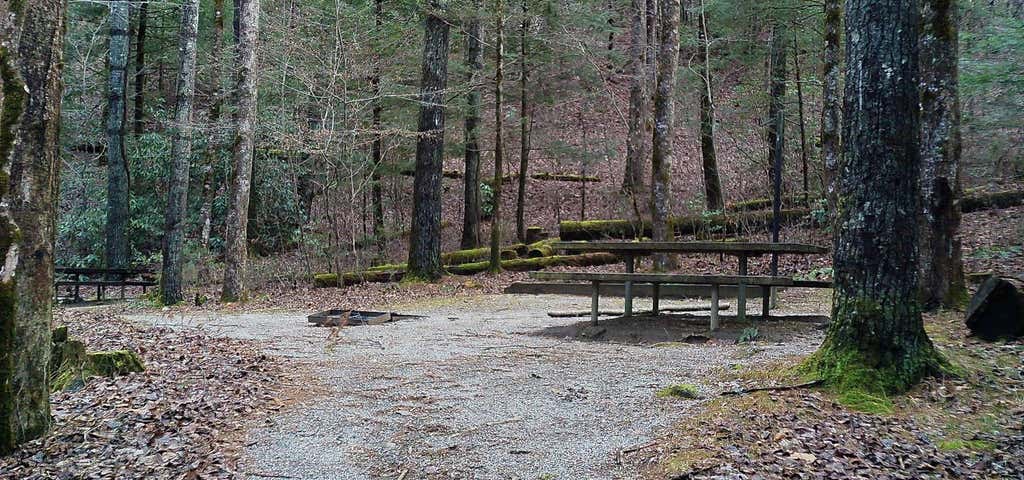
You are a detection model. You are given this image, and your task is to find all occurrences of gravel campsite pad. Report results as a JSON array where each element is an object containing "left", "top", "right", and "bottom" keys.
[{"left": 129, "top": 291, "right": 829, "bottom": 479}]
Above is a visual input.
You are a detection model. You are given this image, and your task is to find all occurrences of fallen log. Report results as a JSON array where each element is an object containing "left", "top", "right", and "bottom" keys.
[
  {"left": 399, "top": 168, "right": 463, "bottom": 179},
  {"left": 558, "top": 209, "right": 810, "bottom": 241},
  {"left": 960, "top": 189, "right": 1024, "bottom": 213},
  {"left": 530, "top": 172, "right": 601, "bottom": 183},
  {"left": 447, "top": 252, "right": 621, "bottom": 275},
  {"left": 726, "top": 192, "right": 818, "bottom": 212}
]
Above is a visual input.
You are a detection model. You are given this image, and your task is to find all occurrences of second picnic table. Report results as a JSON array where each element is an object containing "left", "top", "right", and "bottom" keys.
[{"left": 537, "top": 241, "right": 829, "bottom": 325}]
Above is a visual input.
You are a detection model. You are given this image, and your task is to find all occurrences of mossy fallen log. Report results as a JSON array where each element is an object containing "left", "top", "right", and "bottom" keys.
[
  {"left": 446, "top": 252, "right": 620, "bottom": 275},
  {"left": 558, "top": 209, "right": 811, "bottom": 241},
  {"left": 960, "top": 190, "right": 1024, "bottom": 213},
  {"left": 526, "top": 238, "right": 558, "bottom": 258},
  {"left": 50, "top": 332, "right": 145, "bottom": 392},
  {"left": 726, "top": 192, "right": 818, "bottom": 212},
  {"left": 530, "top": 172, "right": 602, "bottom": 182},
  {"left": 314, "top": 270, "right": 406, "bottom": 287}
]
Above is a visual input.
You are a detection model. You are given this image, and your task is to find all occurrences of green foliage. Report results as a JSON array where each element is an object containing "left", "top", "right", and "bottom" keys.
[
  {"left": 656, "top": 383, "right": 701, "bottom": 399},
  {"left": 480, "top": 182, "right": 495, "bottom": 218},
  {"left": 937, "top": 438, "right": 996, "bottom": 452},
  {"left": 737, "top": 327, "right": 759, "bottom": 344},
  {"left": 967, "top": 244, "right": 1022, "bottom": 260}
]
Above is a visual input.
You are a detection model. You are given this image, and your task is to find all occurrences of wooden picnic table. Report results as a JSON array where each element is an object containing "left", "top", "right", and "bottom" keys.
[
  {"left": 549, "top": 241, "right": 828, "bottom": 321},
  {"left": 55, "top": 266, "right": 156, "bottom": 301}
]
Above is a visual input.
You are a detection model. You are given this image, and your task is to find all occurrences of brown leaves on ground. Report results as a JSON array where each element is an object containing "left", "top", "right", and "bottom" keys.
[{"left": 0, "top": 309, "right": 293, "bottom": 480}]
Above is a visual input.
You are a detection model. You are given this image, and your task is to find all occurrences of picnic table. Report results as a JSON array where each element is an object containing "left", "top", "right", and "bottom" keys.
[
  {"left": 534, "top": 241, "right": 830, "bottom": 327},
  {"left": 55, "top": 266, "right": 157, "bottom": 302}
]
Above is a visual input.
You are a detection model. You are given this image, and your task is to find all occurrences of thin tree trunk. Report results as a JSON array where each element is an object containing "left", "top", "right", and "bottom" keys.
[
  {"left": 460, "top": 0, "right": 484, "bottom": 249},
  {"left": 489, "top": 0, "right": 505, "bottom": 272},
  {"left": 918, "top": 0, "right": 965, "bottom": 309},
  {"left": 221, "top": 0, "right": 261, "bottom": 302},
  {"left": 160, "top": 0, "right": 200, "bottom": 305},
  {"left": 698, "top": 3, "right": 723, "bottom": 211},
  {"left": 821, "top": 0, "right": 841, "bottom": 215},
  {"left": 407, "top": 0, "right": 450, "bottom": 281},
  {"left": 794, "top": 35, "right": 809, "bottom": 206},
  {"left": 0, "top": 0, "right": 66, "bottom": 454},
  {"left": 767, "top": 22, "right": 786, "bottom": 275},
  {"left": 371, "top": 0, "right": 386, "bottom": 257},
  {"left": 650, "top": 0, "right": 680, "bottom": 270},
  {"left": 814, "top": 0, "right": 941, "bottom": 393},
  {"left": 515, "top": 0, "right": 530, "bottom": 243},
  {"left": 132, "top": 0, "right": 148, "bottom": 135},
  {"left": 199, "top": 0, "right": 228, "bottom": 249},
  {"left": 623, "top": 0, "right": 646, "bottom": 195},
  {"left": 106, "top": 1, "right": 132, "bottom": 270}
]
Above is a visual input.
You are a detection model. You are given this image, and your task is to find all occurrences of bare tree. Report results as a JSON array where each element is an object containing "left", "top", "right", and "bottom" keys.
[
  {"left": 767, "top": 20, "right": 786, "bottom": 274},
  {"left": 461, "top": 0, "right": 484, "bottom": 249},
  {"left": 221, "top": 0, "right": 261, "bottom": 302},
  {"left": 623, "top": 0, "right": 646, "bottom": 195},
  {"left": 0, "top": 0, "right": 66, "bottom": 454},
  {"left": 698, "top": 2, "right": 723, "bottom": 211},
  {"left": 650, "top": 0, "right": 680, "bottom": 270},
  {"left": 160, "top": 0, "right": 200, "bottom": 305},
  {"left": 489, "top": 0, "right": 506, "bottom": 272},
  {"left": 515, "top": 0, "right": 531, "bottom": 242},
  {"left": 821, "top": 0, "right": 841, "bottom": 213},
  {"left": 133, "top": 0, "right": 148, "bottom": 135},
  {"left": 371, "top": 0, "right": 386, "bottom": 257},
  {"left": 106, "top": 1, "right": 132, "bottom": 270},
  {"left": 199, "top": 0, "right": 228, "bottom": 249}
]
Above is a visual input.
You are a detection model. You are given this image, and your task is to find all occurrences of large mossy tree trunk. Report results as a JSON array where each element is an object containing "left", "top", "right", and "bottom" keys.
[
  {"left": 221, "top": 0, "right": 260, "bottom": 302},
  {"left": 407, "top": 0, "right": 450, "bottom": 282},
  {"left": 460, "top": 0, "right": 484, "bottom": 250},
  {"left": 918, "top": 0, "right": 966, "bottom": 310},
  {"left": 105, "top": 1, "right": 131, "bottom": 270},
  {"left": 0, "top": 0, "right": 66, "bottom": 454},
  {"left": 649, "top": 0, "right": 680, "bottom": 270},
  {"left": 488, "top": 0, "right": 505, "bottom": 273},
  {"left": 697, "top": 4, "right": 723, "bottom": 212},
  {"left": 623, "top": 0, "right": 646, "bottom": 196},
  {"left": 820, "top": 0, "right": 841, "bottom": 218},
  {"left": 160, "top": 0, "right": 200, "bottom": 306},
  {"left": 813, "top": 0, "right": 942, "bottom": 394}
]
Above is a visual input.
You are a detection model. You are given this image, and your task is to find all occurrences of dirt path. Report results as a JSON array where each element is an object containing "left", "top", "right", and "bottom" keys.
[{"left": 129, "top": 292, "right": 828, "bottom": 479}]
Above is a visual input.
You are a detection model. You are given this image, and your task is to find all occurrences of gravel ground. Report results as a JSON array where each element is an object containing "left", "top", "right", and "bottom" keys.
[{"left": 129, "top": 292, "right": 828, "bottom": 480}]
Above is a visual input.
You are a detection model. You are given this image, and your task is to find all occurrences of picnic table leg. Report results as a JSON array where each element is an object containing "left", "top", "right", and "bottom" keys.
[
  {"left": 651, "top": 283, "right": 660, "bottom": 316},
  {"left": 710, "top": 284, "right": 720, "bottom": 331},
  {"left": 762, "top": 285, "right": 771, "bottom": 321},
  {"left": 737, "top": 254, "right": 748, "bottom": 323},
  {"left": 623, "top": 254, "right": 634, "bottom": 318},
  {"left": 591, "top": 281, "right": 600, "bottom": 325}
]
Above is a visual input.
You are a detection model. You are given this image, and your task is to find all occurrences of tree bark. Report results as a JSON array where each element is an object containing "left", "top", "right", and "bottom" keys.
[
  {"left": 221, "top": 0, "right": 260, "bottom": 302},
  {"left": 132, "top": 0, "right": 148, "bottom": 135},
  {"left": 0, "top": 0, "right": 66, "bottom": 454},
  {"left": 407, "top": 0, "right": 450, "bottom": 281},
  {"left": 698, "top": 3, "right": 723, "bottom": 212},
  {"left": 489, "top": 0, "right": 505, "bottom": 272},
  {"left": 814, "top": 0, "right": 941, "bottom": 393},
  {"left": 794, "top": 35, "right": 809, "bottom": 206},
  {"left": 515, "top": 0, "right": 530, "bottom": 243},
  {"left": 371, "top": 0, "right": 386, "bottom": 258},
  {"left": 767, "top": 21, "right": 786, "bottom": 275},
  {"left": 623, "top": 0, "right": 646, "bottom": 195},
  {"left": 460, "top": 0, "right": 484, "bottom": 250},
  {"left": 106, "top": 1, "right": 132, "bottom": 270},
  {"left": 918, "top": 0, "right": 965, "bottom": 310},
  {"left": 821, "top": 0, "right": 841, "bottom": 216},
  {"left": 650, "top": 0, "right": 680, "bottom": 270},
  {"left": 160, "top": 0, "right": 200, "bottom": 305},
  {"left": 199, "top": 0, "right": 228, "bottom": 249}
]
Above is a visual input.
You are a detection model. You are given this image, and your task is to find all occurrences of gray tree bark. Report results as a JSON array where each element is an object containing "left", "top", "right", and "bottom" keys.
[
  {"left": 623, "top": 0, "right": 646, "bottom": 195},
  {"left": 106, "top": 1, "right": 131, "bottom": 270},
  {"left": 515, "top": 0, "right": 530, "bottom": 243},
  {"left": 0, "top": 0, "right": 66, "bottom": 454},
  {"left": 371, "top": 0, "right": 386, "bottom": 257},
  {"left": 814, "top": 0, "right": 941, "bottom": 393},
  {"left": 489, "top": 0, "right": 505, "bottom": 272},
  {"left": 132, "top": 0, "right": 148, "bottom": 135},
  {"left": 199, "top": 0, "right": 228, "bottom": 250},
  {"left": 698, "top": 4, "right": 723, "bottom": 212},
  {"left": 918, "top": 0, "right": 965, "bottom": 310},
  {"left": 650, "top": 0, "right": 679, "bottom": 270},
  {"left": 821, "top": 0, "right": 841, "bottom": 215},
  {"left": 460, "top": 0, "right": 484, "bottom": 250},
  {"left": 221, "top": 0, "right": 260, "bottom": 302},
  {"left": 160, "top": 0, "right": 200, "bottom": 305},
  {"left": 407, "top": 0, "right": 450, "bottom": 281},
  {"left": 767, "top": 21, "right": 786, "bottom": 275}
]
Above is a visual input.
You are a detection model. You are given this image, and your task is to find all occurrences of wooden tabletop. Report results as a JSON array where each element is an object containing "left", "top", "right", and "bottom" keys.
[
  {"left": 531, "top": 271, "right": 796, "bottom": 286},
  {"left": 551, "top": 241, "right": 828, "bottom": 256}
]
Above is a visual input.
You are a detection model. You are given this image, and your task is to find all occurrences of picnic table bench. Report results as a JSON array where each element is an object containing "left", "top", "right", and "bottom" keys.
[
  {"left": 533, "top": 241, "right": 831, "bottom": 329},
  {"left": 55, "top": 266, "right": 157, "bottom": 302}
]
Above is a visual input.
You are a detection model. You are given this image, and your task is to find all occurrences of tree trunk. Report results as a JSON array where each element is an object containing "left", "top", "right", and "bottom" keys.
[
  {"left": 515, "top": 0, "right": 530, "bottom": 243},
  {"left": 794, "top": 35, "right": 809, "bottom": 207},
  {"left": 460, "top": 0, "right": 484, "bottom": 249},
  {"left": 489, "top": 0, "right": 505, "bottom": 272},
  {"left": 199, "top": 0, "right": 228, "bottom": 250},
  {"left": 698, "top": 4, "right": 723, "bottom": 212},
  {"left": 221, "top": 0, "right": 260, "bottom": 302},
  {"left": 821, "top": 0, "right": 841, "bottom": 216},
  {"left": 813, "top": 0, "right": 941, "bottom": 394},
  {"left": 623, "top": 0, "right": 646, "bottom": 195},
  {"left": 160, "top": 0, "right": 200, "bottom": 306},
  {"left": 650, "top": 0, "right": 680, "bottom": 270},
  {"left": 371, "top": 0, "right": 386, "bottom": 258},
  {"left": 407, "top": 1, "right": 450, "bottom": 281},
  {"left": 918, "top": 0, "right": 965, "bottom": 310},
  {"left": 105, "top": 1, "right": 131, "bottom": 270},
  {"left": 132, "top": 1, "right": 148, "bottom": 135},
  {"left": 767, "top": 22, "right": 786, "bottom": 275},
  {"left": 0, "top": 0, "right": 66, "bottom": 454}
]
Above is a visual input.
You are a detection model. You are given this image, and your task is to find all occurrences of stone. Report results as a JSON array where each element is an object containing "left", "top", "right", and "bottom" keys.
[{"left": 965, "top": 276, "right": 1024, "bottom": 340}]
